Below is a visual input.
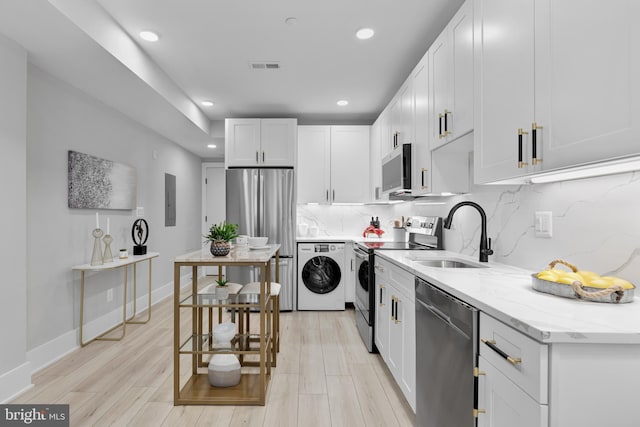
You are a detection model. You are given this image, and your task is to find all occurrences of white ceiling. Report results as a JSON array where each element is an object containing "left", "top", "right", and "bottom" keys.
[{"left": 0, "top": 0, "right": 464, "bottom": 160}]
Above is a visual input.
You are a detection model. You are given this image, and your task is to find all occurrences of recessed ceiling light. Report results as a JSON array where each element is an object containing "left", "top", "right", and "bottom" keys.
[
  {"left": 201, "top": 100, "right": 214, "bottom": 107},
  {"left": 356, "top": 28, "right": 375, "bottom": 40},
  {"left": 139, "top": 30, "right": 159, "bottom": 42},
  {"left": 285, "top": 17, "right": 298, "bottom": 26},
  {"left": 337, "top": 100, "right": 349, "bottom": 106},
  {"left": 207, "top": 144, "right": 217, "bottom": 149}
]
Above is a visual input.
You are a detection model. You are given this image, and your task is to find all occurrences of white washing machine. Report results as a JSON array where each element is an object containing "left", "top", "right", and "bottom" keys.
[{"left": 297, "top": 242, "right": 345, "bottom": 310}]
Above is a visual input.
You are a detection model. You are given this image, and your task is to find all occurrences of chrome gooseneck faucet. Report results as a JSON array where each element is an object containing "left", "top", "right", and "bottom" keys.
[{"left": 444, "top": 201, "right": 494, "bottom": 262}]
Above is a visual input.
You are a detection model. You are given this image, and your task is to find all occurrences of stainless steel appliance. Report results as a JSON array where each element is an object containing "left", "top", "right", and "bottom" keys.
[
  {"left": 354, "top": 216, "right": 443, "bottom": 352},
  {"left": 297, "top": 243, "right": 345, "bottom": 310},
  {"left": 415, "top": 277, "right": 478, "bottom": 427},
  {"left": 225, "top": 168, "right": 295, "bottom": 310},
  {"left": 381, "top": 143, "right": 412, "bottom": 195}
]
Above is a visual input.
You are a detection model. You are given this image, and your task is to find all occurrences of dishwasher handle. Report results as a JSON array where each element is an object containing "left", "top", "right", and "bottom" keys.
[{"left": 416, "top": 298, "right": 473, "bottom": 340}]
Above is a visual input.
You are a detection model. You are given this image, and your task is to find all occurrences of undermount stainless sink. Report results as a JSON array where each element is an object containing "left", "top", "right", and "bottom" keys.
[{"left": 414, "top": 259, "right": 487, "bottom": 269}]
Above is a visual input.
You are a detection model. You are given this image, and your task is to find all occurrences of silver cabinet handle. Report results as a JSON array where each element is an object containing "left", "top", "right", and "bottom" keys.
[
  {"left": 262, "top": 151, "right": 265, "bottom": 162},
  {"left": 255, "top": 151, "right": 259, "bottom": 164}
]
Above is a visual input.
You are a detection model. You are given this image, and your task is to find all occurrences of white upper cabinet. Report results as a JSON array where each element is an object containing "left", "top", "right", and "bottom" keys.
[
  {"left": 411, "top": 52, "right": 432, "bottom": 196},
  {"left": 370, "top": 117, "right": 382, "bottom": 199},
  {"left": 384, "top": 77, "right": 414, "bottom": 159},
  {"left": 474, "top": 0, "right": 640, "bottom": 184},
  {"left": 536, "top": 0, "right": 640, "bottom": 171},
  {"left": 225, "top": 118, "right": 296, "bottom": 168},
  {"left": 430, "top": 0, "right": 474, "bottom": 150},
  {"left": 297, "top": 126, "right": 331, "bottom": 204},
  {"left": 330, "top": 126, "right": 370, "bottom": 203},
  {"left": 297, "top": 125, "right": 370, "bottom": 204}
]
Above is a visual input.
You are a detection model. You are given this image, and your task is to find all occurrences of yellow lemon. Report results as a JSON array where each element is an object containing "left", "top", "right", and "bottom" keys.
[
  {"left": 536, "top": 271, "right": 559, "bottom": 281},
  {"left": 586, "top": 278, "right": 613, "bottom": 288},
  {"left": 577, "top": 271, "right": 600, "bottom": 281},
  {"left": 601, "top": 276, "right": 635, "bottom": 290}
]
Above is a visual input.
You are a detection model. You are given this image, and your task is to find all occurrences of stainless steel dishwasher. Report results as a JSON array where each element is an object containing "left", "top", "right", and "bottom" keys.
[{"left": 415, "top": 277, "right": 479, "bottom": 427}]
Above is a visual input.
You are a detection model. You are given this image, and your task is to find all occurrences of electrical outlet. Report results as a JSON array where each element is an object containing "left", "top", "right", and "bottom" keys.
[
  {"left": 535, "top": 211, "right": 552, "bottom": 238},
  {"left": 106, "top": 288, "right": 114, "bottom": 302},
  {"left": 136, "top": 206, "right": 144, "bottom": 218}
]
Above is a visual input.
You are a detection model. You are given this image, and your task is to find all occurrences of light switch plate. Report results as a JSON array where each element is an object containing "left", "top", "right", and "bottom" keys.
[{"left": 535, "top": 211, "right": 552, "bottom": 238}]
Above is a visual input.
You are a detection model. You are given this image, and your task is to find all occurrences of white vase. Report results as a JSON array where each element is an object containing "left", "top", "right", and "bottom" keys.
[{"left": 215, "top": 286, "right": 229, "bottom": 300}]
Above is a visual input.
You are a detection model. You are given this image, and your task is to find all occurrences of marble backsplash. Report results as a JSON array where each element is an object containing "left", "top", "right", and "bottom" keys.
[{"left": 297, "top": 170, "right": 640, "bottom": 282}]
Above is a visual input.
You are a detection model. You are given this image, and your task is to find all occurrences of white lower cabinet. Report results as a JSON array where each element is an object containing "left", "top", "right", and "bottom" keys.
[
  {"left": 374, "top": 257, "right": 415, "bottom": 411},
  {"left": 478, "top": 356, "right": 548, "bottom": 427}
]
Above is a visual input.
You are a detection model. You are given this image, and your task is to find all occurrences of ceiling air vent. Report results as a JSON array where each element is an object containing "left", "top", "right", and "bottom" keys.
[{"left": 249, "top": 61, "right": 281, "bottom": 71}]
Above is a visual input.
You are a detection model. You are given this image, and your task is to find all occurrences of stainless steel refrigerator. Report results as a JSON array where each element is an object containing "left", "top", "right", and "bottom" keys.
[{"left": 225, "top": 168, "right": 295, "bottom": 310}]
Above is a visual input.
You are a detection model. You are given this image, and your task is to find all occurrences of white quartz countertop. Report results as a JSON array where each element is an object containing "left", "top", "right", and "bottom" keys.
[
  {"left": 376, "top": 250, "right": 640, "bottom": 344},
  {"left": 297, "top": 235, "right": 394, "bottom": 243}
]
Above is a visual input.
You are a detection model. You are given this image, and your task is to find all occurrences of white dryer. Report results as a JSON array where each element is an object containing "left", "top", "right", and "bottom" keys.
[{"left": 297, "top": 242, "right": 345, "bottom": 310}]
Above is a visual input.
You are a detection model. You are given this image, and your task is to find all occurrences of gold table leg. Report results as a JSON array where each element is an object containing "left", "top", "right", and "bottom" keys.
[{"left": 126, "top": 259, "right": 153, "bottom": 324}]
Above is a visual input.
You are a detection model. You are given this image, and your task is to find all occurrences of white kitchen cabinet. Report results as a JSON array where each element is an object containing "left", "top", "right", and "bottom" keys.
[
  {"left": 536, "top": 0, "right": 640, "bottom": 171},
  {"left": 477, "top": 356, "right": 548, "bottom": 427},
  {"left": 411, "top": 51, "right": 432, "bottom": 196},
  {"left": 474, "top": 0, "right": 640, "bottom": 184},
  {"left": 374, "top": 271, "right": 389, "bottom": 363},
  {"left": 375, "top": 257, "right": 416, "bottom": 412},
  {"left": 225, "top": 118, "right": 297, "bottom": 167},
  {"left": 297, "top": 126, "right": 331, "bottom": 204},
  {"left": 370, "top": 116, "right": 382, "bottom": 199},
  {"left": 429, "top": 0, "right": 474, "bottom": 150},
  {"left": 297, "top": 125, "right": 370, "bottom": 204},
  {"left": 344, "top": 242, "right": 355, "bottom": 303},
  {"left": 378, "top": 107, "right": 391, "bottom": 161},
  {"left": 384, "top": 78, "right": 414, "bottom": 159}
]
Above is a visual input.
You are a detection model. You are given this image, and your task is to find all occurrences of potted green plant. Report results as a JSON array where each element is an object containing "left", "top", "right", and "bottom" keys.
[
  {"left": 215, "top": 278, "right": 229, "bottom": 300},
  {"left": 204, "top": 221, "right": 239, "bottom": 256}
]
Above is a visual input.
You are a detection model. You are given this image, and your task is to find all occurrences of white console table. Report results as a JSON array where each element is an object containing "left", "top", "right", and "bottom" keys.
[{"left": 72, "top": 252, "right": 159, "bottom": 347}]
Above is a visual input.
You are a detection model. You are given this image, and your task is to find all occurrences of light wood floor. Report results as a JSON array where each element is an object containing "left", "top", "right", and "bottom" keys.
[{"left": 12, "top": 281, "right": 415, "bottom": 426}]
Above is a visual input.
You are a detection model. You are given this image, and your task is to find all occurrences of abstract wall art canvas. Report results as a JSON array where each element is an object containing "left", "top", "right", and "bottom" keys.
[{"left": 68, "top": 150, "right": 137, "bottom": 209}]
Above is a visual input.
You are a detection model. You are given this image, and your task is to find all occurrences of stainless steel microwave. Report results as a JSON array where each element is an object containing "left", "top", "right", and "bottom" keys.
[{"left": 382, "top": 143, "right": 412, "bottom": 194}]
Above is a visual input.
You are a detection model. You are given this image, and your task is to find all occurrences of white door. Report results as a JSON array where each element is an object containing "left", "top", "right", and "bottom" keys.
[
  {"left": 330, "top": 126, "right": 370, "bottom": 203},
  {"left": 450, "top": 0, "right": 474, "bottom": 140},
  {"left": 477, "top": 356, "right": 548, "bottom": 427},
  {"left": 261, "top": 119, "right": 296, "bottom": 166},
  {"left": 536, "top": 0, "right": 640, "bottom": 170},
  {"left": 203, "top": 164, "right": 226, "bottom": 276},
  {"left": 430, "top": 29, "right": 451, "bottom": 150},
  {"left": 473, "top": 0, "right": 536, "bottom": 184},
  {"left": 412, "top": 53, "right": 432, "bottom": 196},
  {"left": 297, "top": 126, "right": 331, "bottom": 204},
  {"left": 225, "top": 119, "right": 261, "bottom": 167}
]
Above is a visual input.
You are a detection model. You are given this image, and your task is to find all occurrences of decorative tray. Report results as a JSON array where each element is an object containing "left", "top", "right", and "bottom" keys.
[{"left": 532, "top": 259, "right": 635, "bottom": 304}]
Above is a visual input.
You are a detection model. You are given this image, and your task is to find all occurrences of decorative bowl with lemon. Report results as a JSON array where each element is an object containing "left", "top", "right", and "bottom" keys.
[{"left": 532, "top": 259, "right": 635, "bottom": 303}]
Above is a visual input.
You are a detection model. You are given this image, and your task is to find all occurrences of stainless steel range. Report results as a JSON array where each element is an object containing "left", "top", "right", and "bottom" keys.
[{"left": 353, "top": 216, "right": 443, "bottom": 352}]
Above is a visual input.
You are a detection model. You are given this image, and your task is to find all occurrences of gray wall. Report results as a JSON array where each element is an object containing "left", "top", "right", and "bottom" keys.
[
  {"left": 0, "top": 33, "right": 28, "bottom": 401},
  {"left": 25, "top": 67, "right": 202, "bottom": 351}
]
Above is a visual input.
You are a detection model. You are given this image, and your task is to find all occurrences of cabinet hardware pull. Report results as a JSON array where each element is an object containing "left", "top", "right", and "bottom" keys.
[
  {"left": 473, "top": 367, "right": 486, "bottom": 377},
  {"left": 350, "top": 259, "right": 354, "bottom": 271},
  {"left": 262, "top": 151, "right": 265, "bottom": 162},
  {"left": 332, "top": 190, "right": 335, "bottom": 201},
  {"left": 394, "top": 298, "right": 401, "bottom": 324},
  {"left": 517, "top": 128, "right": 529, "bottom": 168},
  {"left": 532, "top": 122, "right": 543, "bottom": 165},
  {"left": 326, "top": 190, "right": 329, "bottom": 201},
  {"left": 379, "top": 285, "right": 384, "bottom": 305},
  {"left": 421, "top": 168, "right": 428, "bottom": 189},
  {"left": 391, "top": 296, "right": 396, "bottom": 319},
  {"left": 473, "top": 409, "right": 486, "bottom": 418},
  {"left": 443, "top": 109, "right": 451, "bottom": 136},
  {"left": 256, "top": 151, "right": 259, "bottom": 163},
  {"left": 481, "top": 338, "right": 522, "bottom": 365},
  {"left": 438, "top": 114, "right": 444, "bottom": 138}
]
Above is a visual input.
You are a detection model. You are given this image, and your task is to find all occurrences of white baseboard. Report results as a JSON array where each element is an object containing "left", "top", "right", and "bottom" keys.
[
  {"left": 0, "top": 361, "right": 32, "bottom": 403},
  {"left": 27, "top": 273, "right": 194, "bottom": 375}
]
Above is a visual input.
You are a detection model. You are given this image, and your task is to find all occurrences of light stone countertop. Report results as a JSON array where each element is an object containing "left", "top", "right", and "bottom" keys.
[
  {"left": 174, "top": 244, "right": 280, "bottom": 264},
  {"left": 296, "top": 235, "right": 395, "bottom": 243},
  {"left": 376, "top": 250, "right": 640, "bottom": 344}
]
